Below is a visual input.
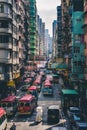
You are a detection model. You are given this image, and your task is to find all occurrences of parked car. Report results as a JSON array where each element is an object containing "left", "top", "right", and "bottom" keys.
[
  {"left": 72, "top": 122, "right": 87, "bottom": 130},
  {"left": 69, "top": 113, "right": 85, "bottom": 126},
  {"left": 67, "top": 107, "right": 80, "bottom": 118}
]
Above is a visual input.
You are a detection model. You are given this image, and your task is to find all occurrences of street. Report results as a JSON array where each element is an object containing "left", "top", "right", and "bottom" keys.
[
  {"left": 0, "top": 1, "right": 87, "bottom": 130},
  {"left": 7, "top": 82, "right": 67, "bottom": 130}
]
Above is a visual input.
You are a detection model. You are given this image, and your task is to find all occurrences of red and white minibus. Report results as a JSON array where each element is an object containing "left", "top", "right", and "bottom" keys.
[
  {"left": 0, "top": 95, "right": 17, "bottom": 116},
  {"left": 17, "top": 94, "right": 37, "bottom": 115},
  {"left": 0, "top": 107, "right": 7, "bottom": 130}
]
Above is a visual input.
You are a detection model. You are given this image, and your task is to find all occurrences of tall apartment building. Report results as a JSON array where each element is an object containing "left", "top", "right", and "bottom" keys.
[
  {"left": 61, "top": 0, "right": 71, "bottom": 65},
  {"left": 61, "top": 0, "right": 87, "bottom": 111},
  {"left": 57, "top": 6, "right": 62, "bottom": 58},
  {"left": 28, "top": 0, "right": 37, "bottom": 61},
  {"left": 23, "top": 0, "right": 30, "bottom": 63},
  {"left": 0, "top": 0, "right": 25, "bottom": 98},
  {"left": 71, "top": 0, "right": 84, "bottom": 79},
  {"left": 38, "top": 18, "right": 45, "bottom": 56},
  {"left": 36, "top": 15, "right": 46, "bottom": 62},
  {"left": 36, "top": 15, "right": 41, "bottom": 56},
  {"left": 81, "top": 0, "right": 87, "bottom": 114},
  {"left": 41, "top": 22, "right": 45, "bottom": 56},
  {"left": 17, "top": 0, "right": 25, "bottom": 75},
  {"left": 83, "top": 0, "right": 87, "bottom": 80},
  {"left": 52, "top": 20, "right": 57, "bottom": 60},
  {"left": 45, "top": 29, "right": 52, "bottom": 59}
]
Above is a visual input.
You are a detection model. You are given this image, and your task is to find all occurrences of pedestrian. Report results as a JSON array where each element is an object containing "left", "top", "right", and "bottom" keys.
[
  {"left": 4, "top": 124, "right": 7, "bottom": 130},
  {"left": 10, "top": 123, "right": 16, "bottom": 130}
]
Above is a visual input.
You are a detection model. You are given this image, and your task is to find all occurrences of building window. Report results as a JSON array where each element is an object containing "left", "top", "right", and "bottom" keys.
[
  {"left": 13, "top": 11, "right": 17, "bottom": 21},
  {"left": 74, "top": 47, "right": 80, "bottom": 53},
  {"left": 0, "top": 35, "right": 9, "bottom": 43},
  {"left": 0, "top": 20, "right": 9, "bottom": 28},
  {"left": 0, "top": 4, "right": 4, "bottom": 13}
]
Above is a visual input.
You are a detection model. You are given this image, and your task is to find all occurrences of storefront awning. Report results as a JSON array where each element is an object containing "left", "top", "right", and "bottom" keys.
[
  {"left": 62, "top": 89, "right": 78, "bottom": 95},
  {"left": 30, "top": 46, "right": 36, "bottom": 49},
  {"left": 51, "top": 63, "right": 58, "bottom": 69},
  {"left": 56, "top": 62, "right": 68, "bottom": 70}
]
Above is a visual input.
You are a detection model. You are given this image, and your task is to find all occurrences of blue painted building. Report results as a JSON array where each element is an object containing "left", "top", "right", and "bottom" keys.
[{"left": 71, "top": 0, "right": 84, "bottom": 79}]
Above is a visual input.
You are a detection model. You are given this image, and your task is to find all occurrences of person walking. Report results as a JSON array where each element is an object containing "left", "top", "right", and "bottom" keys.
[{"left": 10, "top": 123, "right": 16, "bottom": 130}]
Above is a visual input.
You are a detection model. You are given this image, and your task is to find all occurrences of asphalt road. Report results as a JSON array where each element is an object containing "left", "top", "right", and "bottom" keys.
[{"left": 7, "top": 82, "right": 68, "bottom": 130}]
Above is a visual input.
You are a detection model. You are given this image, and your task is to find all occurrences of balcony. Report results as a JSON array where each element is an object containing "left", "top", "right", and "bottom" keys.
[
  {"left": 84, "top": 48, "right": 87, "bottom": 56},
  {"left": 13, "top": 59, "right": 18, "bottom": 64},
  {"left": 18, "top": 22, "right": 23, "bottom": 28},
  {"left": 29, "top": 45, "right": 36, "bottom": 49},
  {"left": 0, "top": 0, "right": 12, "bottom": 5},
  {"left": 0, "top": 43, "right": 12, "bottom": 49},
  {"left": 0, "top": 13, "right": 12, "bottom": 19},
  {"left": 0, "top": 28, "right": 12, "bottom": 34},
  {"left": 30, "top": 39, "right": 36, "bottom": 43},
  {"left": 13, "top": 45, "right": 17, "bottom": 51},
  {"left": 17, "top": 11, "right": 21, "bottom": 16},
  {"left": 13, "top": 19, "right": 17, "bottom": 26},
  {"left": 13, "top": 32, "right": 17, "bottom": 39},
  {"left": 13, "top": 6, "right": 17, "bottom": 13},
  {"left": 69, "top": 43, "right": 72, "bottom": 47},
  {"left": 16, "top": 59, "right": 19, "bottom": 64},
  {"left": 19, "top": 53, "right": 22, "bottom": 58},
  {"left": 29, "top": 30, "right": 36, "bottom": 34},
  {"left": 0, "top": 58, "right": 12, "bottom": 64}
]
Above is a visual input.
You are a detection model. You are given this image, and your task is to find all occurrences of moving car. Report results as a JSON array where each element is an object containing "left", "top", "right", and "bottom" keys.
[
  {"left": 27, "top": 85, "right": 38, "bottom": 100},
  {"left": 47, "top": 105, "right": 60, "bottom": 124},
  {"left": 42, "top": 80, "right": 53, "bottom": 96},
  {"left": 42, "top": 86, "right": 53, "bottom": 96}
]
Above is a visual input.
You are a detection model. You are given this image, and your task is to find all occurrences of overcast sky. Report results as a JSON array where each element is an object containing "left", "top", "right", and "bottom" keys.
[{"left": 36, "top": 0, "right": 61, "bottom": 37}]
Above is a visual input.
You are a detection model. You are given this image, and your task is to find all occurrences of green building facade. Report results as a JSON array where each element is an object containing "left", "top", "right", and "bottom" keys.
[
  {"left": 71, "top": 11, "right": 84, "bottom": 79},
  {"left": 29, "top": 0, "right": 37, "bottom": 60}
]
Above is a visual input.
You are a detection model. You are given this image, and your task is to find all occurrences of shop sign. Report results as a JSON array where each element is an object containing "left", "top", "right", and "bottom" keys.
[{"left": 7, "top": 80, "right": 15, "bottom": 87}]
